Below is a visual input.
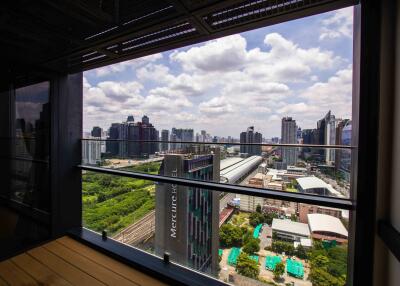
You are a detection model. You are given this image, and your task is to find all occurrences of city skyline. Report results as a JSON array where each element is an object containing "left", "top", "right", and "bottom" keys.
[{"left": 83, "top": 7, "right": 353, "bottom": 138}]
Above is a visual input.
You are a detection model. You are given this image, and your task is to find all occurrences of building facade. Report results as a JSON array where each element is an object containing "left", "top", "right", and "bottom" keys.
[
  {"left": 161, "top": 129, "right": 169, "bottom": 151},
  {"left": 239, "top": 126, "right": 262, "bottom": 156},
  {"left": 155, "top": 149, "right": 220, "bottom": 274},
  {"left": 281, "top": 117, "right": 297, "bottom": 166}
]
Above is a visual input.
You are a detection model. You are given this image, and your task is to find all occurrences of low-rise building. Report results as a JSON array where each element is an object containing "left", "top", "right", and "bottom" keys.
[
  {"left": 298, "top": 203, "right": 342, "bottom": 223},
  {"left": 271, "top": 219, "right": 310, "bottom": 241},
  {"left": 296, "top": 176, "right": 342, "bottom": 197},
  {"left": 307, "top": 213, "right": 348, "bottom": 243}
]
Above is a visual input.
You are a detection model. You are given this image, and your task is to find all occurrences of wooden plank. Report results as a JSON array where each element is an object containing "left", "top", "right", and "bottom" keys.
[
  {"left": 27, "top": 246, "right": 105, "bottom": 286},
  {"left": 43, "top": 241, "right": 137, "bottom": 286},
  {"left": 57, "top": 237, "right": 167, "bottom": 286},
  {"left": 0, "top": 260, "right": 38, "bottom": 286},
  {"left": 12, "top": 253, "right": 72, "bottom": 286},
  {"left": 0, "top": 275, "right": 8, "bottom": 286}
]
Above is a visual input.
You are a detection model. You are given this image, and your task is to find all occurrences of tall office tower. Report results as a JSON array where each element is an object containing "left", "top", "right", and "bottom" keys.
[
  {"left": 155, "top": 148, "right": 220, "bottom": 275},
  {"left": 127, "top": 115, "right": 134, "bottom": 122},
  {"left": 161, "top": 130, "right": 169, "bottom": 151},
  {"left": 106, "top": 123, "right": 121, "bottom": 156},
  {"left": 239, "top": 127, "right": 262, "bottom": 156},
  {"left": 317, "top": 111, "right": 338, "bottom": 164},
  {"left": 126, "top": 115, "right": 158, "bottom": 158},
  {"left": 296, "top": 127, "right": 302, "bottom": 143},
  {"left": 335, "top": 120, "right": 352, "bottom": 181},
  {"left": 82, "top": 138, "right": 101, "bottom": 165},
  {"left": 142, "top": 115, "right": 150, "bottom": 125},
  {"left": 240, "top": 131, "right": 247, "bottom": 154},
  {"left": 171, "top": 128, "right": 194, "bottom": 149},
  {"left": 91, "top": 126, "right": 102, "bottom": 138},
  {"left": 281, "top": 117, "right": 297, "bottom": 166},
  {"left": 170, "top": 133, "right": 177, "bottom": 151}
]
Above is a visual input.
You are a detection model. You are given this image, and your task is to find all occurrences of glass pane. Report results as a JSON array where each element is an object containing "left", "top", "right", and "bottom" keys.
[
  {"left": 10, "top": 82, "right": 50, "bottom": 212},
  {"left": 82, "top": 141, "right": 351, "bottom": 199},
  {"left": 14, "top": 82, "right": 50, "bottom": 161},
  {"left": 82, "top": 170, "right": 349, "bottom": 286}
]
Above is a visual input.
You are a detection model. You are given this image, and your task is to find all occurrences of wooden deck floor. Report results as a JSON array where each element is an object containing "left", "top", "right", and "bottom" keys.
[{"left": 0, "top": 236, "right": 168, "bottom": 286}]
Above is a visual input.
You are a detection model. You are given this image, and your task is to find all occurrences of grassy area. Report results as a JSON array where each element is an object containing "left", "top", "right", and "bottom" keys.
[
  {"left": 285, "top": 187, "right": 298, "bottom": 193},
  {"left": 230, "top": 212, "right": 250, "bottom": 227},
  {"left": 82, "top": 162, "right": 161, "bottom": 236},
  {"left": 121, "top": 161, "right": 162, "bottom": 174}
]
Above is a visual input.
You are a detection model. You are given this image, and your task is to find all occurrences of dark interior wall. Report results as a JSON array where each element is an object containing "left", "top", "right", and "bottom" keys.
[{"left": 0, "top": 72, "right": 82, "bottom": 260}]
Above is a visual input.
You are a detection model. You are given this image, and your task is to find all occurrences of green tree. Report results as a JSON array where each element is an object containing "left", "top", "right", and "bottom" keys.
[
  {"left": 309, "top": 267, "right": 345, "bottom": 286},
  {"left": 264, "top": 212, "right": 279, "bottom": 225},
  {"left": 271, "top": 241, "right": 295, "bottom": 256},
  {"left": 249, "top": 212, "right": 264, "bottom": 227},
  {"left": 273, "top": 262, "right": 285, "bottom": 280},
  {"left": 219, "top": 224, "right": 244, "bottom": 247},
  {"left": 256, "top": 204, "right": 262, "bottom": 213},
  {"left": 311, "top": 255, "right": 330, "bottom": 269},
  {"left": 295, "top": 245, "right": 308, "bottom": 259},
  {"left": 242, "top": 238, "right": 260, "bottom": 254},
  {"left": 236, "top": 253, "right": 259, "bottom": 279}
]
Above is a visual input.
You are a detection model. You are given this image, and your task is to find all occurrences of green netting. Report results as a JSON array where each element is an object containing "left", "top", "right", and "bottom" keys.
[
  {"left": 253, "top": 224, "right": 262, "bottom": 238},
  {"left": 249, "top": 255, "right": 259, "bottom": 263},
  {"left": 286, "top": 259, "right": 304, "bottom": 279},
  {"left": 265, "top": 255, "right": 282, "bottom": 271},
  {"left": 227, "top": 247, "right": 241, "bottom": 266},
  {"left": 322, "top": 240, "right": 337, "bottom": 249},
  {"left": 219, "top": 249, "right": 223, "bottom": 257}
]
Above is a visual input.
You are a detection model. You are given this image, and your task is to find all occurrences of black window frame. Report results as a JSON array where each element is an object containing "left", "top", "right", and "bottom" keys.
[
  {"left": 74, "top": 2, "right": 381, "bottom": 286},
  {"left": 0, "top": 1, "right": 381, "bottom": 285}
]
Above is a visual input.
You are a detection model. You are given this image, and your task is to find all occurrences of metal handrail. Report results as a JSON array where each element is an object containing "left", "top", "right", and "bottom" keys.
[{"left": 78, "top": 164, "right": 354, "bottom": 210}]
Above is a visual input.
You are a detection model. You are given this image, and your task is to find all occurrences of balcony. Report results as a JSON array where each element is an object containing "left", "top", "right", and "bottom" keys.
[{"left": 0, "top": 1, "right": 397, "bottom": 286}]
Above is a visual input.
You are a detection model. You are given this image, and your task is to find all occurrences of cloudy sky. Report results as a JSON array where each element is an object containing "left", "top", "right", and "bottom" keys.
[{"left": 83, "top": 7, "right": 353, "bottom": 138}]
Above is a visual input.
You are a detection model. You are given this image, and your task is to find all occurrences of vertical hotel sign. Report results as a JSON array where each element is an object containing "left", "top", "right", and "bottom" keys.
[{"left": 170, "top": 169, "right": 178, "bottom": 238}]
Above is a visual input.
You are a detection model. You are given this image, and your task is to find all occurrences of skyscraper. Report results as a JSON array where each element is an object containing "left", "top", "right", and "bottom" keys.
[
  {"left": 171, "top": 128, "right": 194, "bottom": 149},
  {"left": 318, "top": 111, "right": 338, "bottom": 164},
  {"left": 161, "top": 130, "right": 169, "bottom": 151},
  {"left": 155, "top": 147, "right": 220, "bottom": 274},
  {"left": 106, "top": 115, "right": 158, "bottom": 158},
  {"left": 91, "top": 126, "right": 102, "bottom": 138},
  {"left": 281, "top": 117, "right": 297, "bottom": 166},
  {"left": 239, "top": 126, "right": 262, "bottom": 156}
]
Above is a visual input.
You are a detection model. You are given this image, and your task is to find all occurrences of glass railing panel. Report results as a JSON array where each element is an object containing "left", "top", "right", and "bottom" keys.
[
  {"left": 81, "top": 140, "right": 353, "bottom": 199},
  {"left": 82, "top": 170, "right": 350, "bottom": 286}
]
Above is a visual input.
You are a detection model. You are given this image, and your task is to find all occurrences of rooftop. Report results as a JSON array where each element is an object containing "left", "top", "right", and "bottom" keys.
[
  {"left": 272, "top": 219, "right": 311, "bottom": 237},
  {"left": 296, "top": 176, "right": 342, "bottom": 196},
  {"left": 308, "top": 213, "right": 348, "bottom": 237}
]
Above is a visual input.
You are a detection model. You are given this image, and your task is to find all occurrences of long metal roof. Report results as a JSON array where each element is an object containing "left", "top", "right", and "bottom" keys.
[{"left": 2, "top": 0, "right": 356, "bottom": 84}]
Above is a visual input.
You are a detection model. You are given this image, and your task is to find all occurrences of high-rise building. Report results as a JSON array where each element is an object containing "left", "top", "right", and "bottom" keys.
[
  {"left": 142, "top": 115, "right": 150, "bottom": 125},
  {"left": 161, "top": 130, "right": 169, "bottom": 151},
  {"left": 106, "top": 115, "right": 158, "bottom": 158},
  {"left": 155, "top": 148, "right": 220, "bottom": 274},
  {"left": 281, "top": 117, "right": 297, "bottom": 166},
  {"left": 335, "top": 120, "right": 352, "bottom": 181},
  {"left": 106, "top": 123, "right": 122, "bottom": 156},
  {"left": 317, "top": 111, "right": 339, "bottom": 164},
  {"left": 171, "top": 128, "right": 194, "bottom": 149},
  {"left": 82, "top": 138, "right": 101, "bottom": 165},
  {"left": 91, "top": 126, "right": 102, "bottom": 138},
  {"left": 239, "top": 126, "right": 262, "bottom": 156}
]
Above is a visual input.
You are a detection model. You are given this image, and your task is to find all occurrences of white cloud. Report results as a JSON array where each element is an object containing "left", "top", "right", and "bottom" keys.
[
  {"left": 199, "top": 96, "right": 234, "bottom": 115},
  {"left": 83, "top": 27, "right": 352, "bottom": 137},
  {"left": 170, "top": 35, "right": 248, "bottom": 72},
  {"left": 319, "top": 7, "right": 353, "bottom": 40}
]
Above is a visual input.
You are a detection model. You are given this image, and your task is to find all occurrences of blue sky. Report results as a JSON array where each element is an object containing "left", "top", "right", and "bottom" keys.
[{"left": 83, "top": 7, "right": 353, "bottom": 138}]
